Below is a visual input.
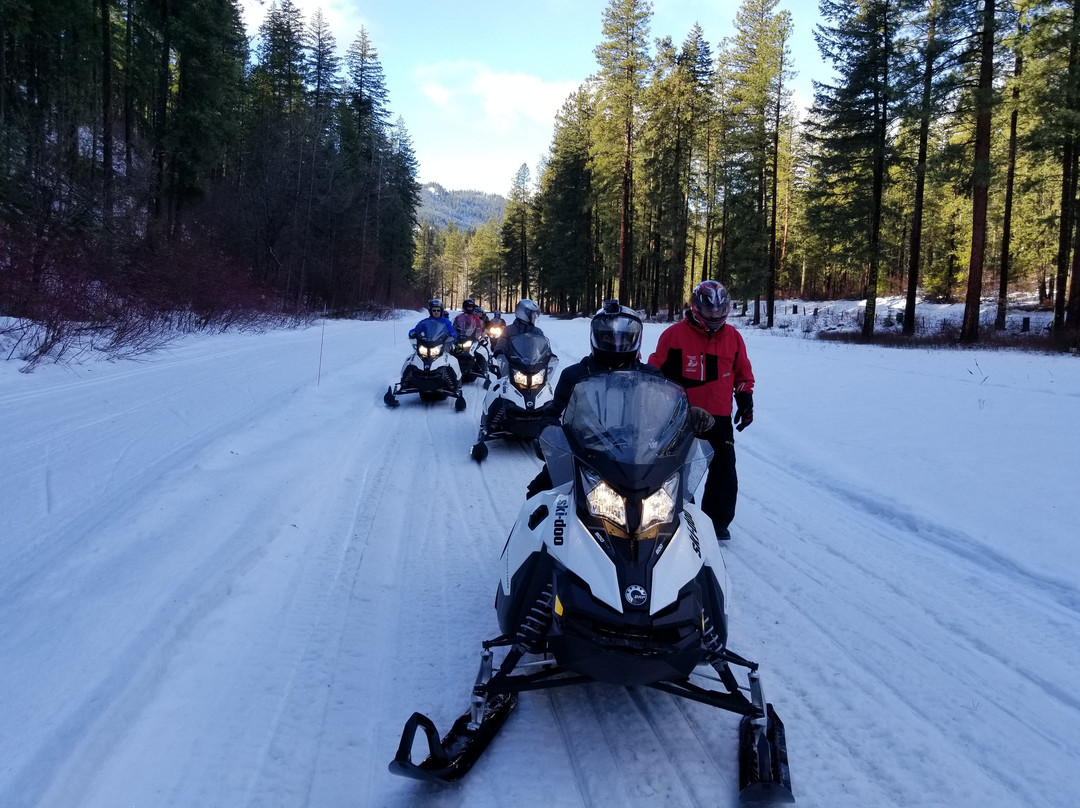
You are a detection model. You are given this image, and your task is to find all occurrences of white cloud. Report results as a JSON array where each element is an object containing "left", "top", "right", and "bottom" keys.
[{"left": 415, "top": 61, "right": 577, "bottom": 135}]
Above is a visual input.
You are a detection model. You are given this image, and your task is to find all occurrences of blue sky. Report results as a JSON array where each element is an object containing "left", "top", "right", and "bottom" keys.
[{"left": 239, "top": 0, "right": 827, "bottom": 197}]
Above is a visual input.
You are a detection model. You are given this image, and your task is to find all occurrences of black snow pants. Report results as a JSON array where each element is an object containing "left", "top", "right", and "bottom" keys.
[{"left": 700, "top": 417, "right": 738, "bottom": 534}]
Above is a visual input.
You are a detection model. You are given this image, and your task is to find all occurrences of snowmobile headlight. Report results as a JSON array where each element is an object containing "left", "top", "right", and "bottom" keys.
[
  {"left": 583, "top": 469, "right": 627, "bottom": 528},
  {"left": 640, "top": 473, "right": 679, "bottom": 532},
  {"left": 460, "top": 339, "right": 473, "bottom": 349},
  {"left": 489, "top": 326, "right": 503, "bottom": 339},
  {"left": 513, "top": 369, "right": 546, "bottom": 389},
  {"left": 419, "top": 343, "right": 441, "bottom": 358}
]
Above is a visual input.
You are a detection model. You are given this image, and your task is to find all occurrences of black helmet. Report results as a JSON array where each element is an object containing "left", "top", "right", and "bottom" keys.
[
  {"left": 463, "top": 298, "right": 476, "bottom": 313},
  {"left": 428, "top": 298, "right": 444, "bottom": 316},
  {"left": 591, "top": 300, "right": 643, "bottom": 367},
  {"left": 690, "top": 281, "right": 730, "bottom": 330},
  {"left": 514, "top": 299, "right": 540, "bottom": 326}
]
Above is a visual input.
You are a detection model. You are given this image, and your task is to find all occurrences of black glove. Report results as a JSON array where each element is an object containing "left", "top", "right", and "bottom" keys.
[
  {"left": 689, "top": 407, "right": 715, "bottom": 437},
  {"left": 734, "top": 391, "right": 754, "bottom": 432}
]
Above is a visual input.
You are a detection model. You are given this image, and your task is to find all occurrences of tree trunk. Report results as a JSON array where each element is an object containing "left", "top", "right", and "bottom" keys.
[
  {"left": 905, "top": 7, "right": 937, "bottom": 336},
  {"left": 767, "top": 38, "right": 788, "bottom": 329},
  {"left": 997, "top": 49, "right": 1021, "bottom": 330},
  {"left": 1066, "top": 0, "right": 1080, "bottom": 338},
  {"left": 124, "top": 0, "right": 133, "bottom": 176},
  {"left": 101, "top": 0, "right": 113, "bottom": 218},
  {"left": 862, "top": 3, "right": 890, "bottom": 339},
  {"left": 153, "top": 0, "right": 171, "bottom": 223},
  {"left": 619, "top": 115, "right": 633, "bottom": 305},
  {"left": 1054, "top": 0, "right": 1080, "bottom": 336},
  {"left": 960, "top": 0, "right": 995, "bottom": 344}
]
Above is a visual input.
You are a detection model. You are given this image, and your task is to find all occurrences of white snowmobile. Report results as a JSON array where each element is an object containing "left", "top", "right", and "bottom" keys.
[
  {"left": 390, "top": 369, "right": 794, "bottom": 802},
  {"left": 469, "top": 331, "right": 558, "bottom": 461},
  {"left": 383, "top": 319, "right": 467, "bottom": 411}
]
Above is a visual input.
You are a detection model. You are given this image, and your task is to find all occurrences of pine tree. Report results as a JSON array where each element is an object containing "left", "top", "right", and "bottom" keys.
[
  {"left": 536, "top": 88, "right": 596, "bottom": 312},
  {"left": 722, "top": 0, "right": 793, "bottom": 325},
  {"left": 1023, "top": 0, "right": 1080, "bottom": 338},
  {"left": 895, "top": 0, "right": 969, "bottom": 335},
  {"left": 593, "top": 0, "right": 652, "bottom": 304},
  {"left": 502, "top": 164, "right": 533, "bottom": 298},
  {"left": 809, "top": 0, "right": 901, "bottom": 337}
]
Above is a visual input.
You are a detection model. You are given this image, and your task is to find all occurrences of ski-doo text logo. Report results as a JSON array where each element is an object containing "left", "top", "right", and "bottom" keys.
[
  {"left": 624, "top": 585, "right": 648, "bottom": 607},
  {"left": 553, "top": 497, "right": 569, "bottom": 546},
  {"left": 685, "top": 512, "right": 701, "bottom": 557}
]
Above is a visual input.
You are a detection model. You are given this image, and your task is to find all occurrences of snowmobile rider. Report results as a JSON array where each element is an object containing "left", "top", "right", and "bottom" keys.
[
  {"left": 648, "top": 280, "right": 754, "bottom": 541},
  {"left": 492, "top": 299, "right": 543, "bottom": 357},
  {"left": 525, "top": 301, "right": 713, "bottom": 499},
  {"left": 452, "top": 299, "right": 484, "bottom": 342},
  {"left": 409, "top": 299, "right": 457, "bottom": 344},
  {"left": 485, "top": 310, "right": 507, "bottom": 341}
]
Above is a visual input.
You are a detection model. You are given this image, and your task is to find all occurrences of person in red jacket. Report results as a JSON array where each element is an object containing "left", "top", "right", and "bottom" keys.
[{"left": 648, "top": 280, "right": 754, "bottom": 540}]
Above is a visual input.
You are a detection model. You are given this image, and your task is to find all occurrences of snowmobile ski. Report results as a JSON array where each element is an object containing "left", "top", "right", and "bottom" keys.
[
  {"left": 388, "top": 693, "right": 516, "bottom": 782},
  {"left": 737, "top": 671, "right": 794, "bottom": 803}
]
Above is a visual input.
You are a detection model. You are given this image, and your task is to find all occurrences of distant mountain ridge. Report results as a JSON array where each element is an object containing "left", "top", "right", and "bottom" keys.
[{"left": 416, "top": 183, "right": 506, "bottom": 230}]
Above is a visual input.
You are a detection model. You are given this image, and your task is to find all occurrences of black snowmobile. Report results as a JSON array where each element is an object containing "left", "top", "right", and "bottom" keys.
[
  {"left": 390, "top": 370, "right": 794, "bottom": 802},
  {"left": 450, "top": 333, "right": 486, "bottom": 384},
  {"left": 384, "top": 319, "right": 467, "bottom": 411}
]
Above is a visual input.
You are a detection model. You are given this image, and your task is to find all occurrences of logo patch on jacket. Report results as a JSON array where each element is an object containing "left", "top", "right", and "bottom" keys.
[{"left": 683, "top": 353, "right": 704, "bottom": 381}]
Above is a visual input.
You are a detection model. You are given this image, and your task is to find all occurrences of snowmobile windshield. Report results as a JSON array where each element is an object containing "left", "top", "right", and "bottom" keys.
[
  {"left": 562, "top": 370, "right": 694, "bottom": 493},
  {"left": 506, "top": 332, "right": 553, "bottom": 373},
  {"left": 413, "top": 319, "right": 452, "bottom": 345}
]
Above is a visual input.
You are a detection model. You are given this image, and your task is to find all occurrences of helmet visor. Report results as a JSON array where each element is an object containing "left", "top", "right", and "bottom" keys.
[
  {"left": 693, "top": 284, "right": 730, "bottom": 326},
  {"left": 592, "top": 315, "right": 643, "bottom": 353}
]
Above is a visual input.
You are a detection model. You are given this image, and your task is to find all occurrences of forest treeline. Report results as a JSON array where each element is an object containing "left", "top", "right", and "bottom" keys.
[
  {"left": 423, "top": 0, "right": 1080, "bottom": 347},
  {"left": 1, "top": 0, "right": 422, "bottom": 362},
  {"left": 3, "top": 0, "right": 1080, "bottom": 356}
]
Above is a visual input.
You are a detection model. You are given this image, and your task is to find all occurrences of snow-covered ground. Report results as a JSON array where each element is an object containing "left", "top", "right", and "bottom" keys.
[{"left": 1, "top": 306, "right": 1077, "bottom": 808}]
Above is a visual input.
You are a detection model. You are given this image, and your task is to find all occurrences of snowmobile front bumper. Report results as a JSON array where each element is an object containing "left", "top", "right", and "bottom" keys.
[
  {"left": 480, "top": 399, "right": 556, "bottom": 442},
  {"left": 396, "top": 366, "right": 459, "bottom": 397},
  {"left": 386, "top": 366, "right": 465, "bottom": 410}
]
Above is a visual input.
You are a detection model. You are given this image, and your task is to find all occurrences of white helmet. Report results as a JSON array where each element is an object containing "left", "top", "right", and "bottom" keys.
[{"left": 514, "top": 299, "right": 540, "bottom": 326}]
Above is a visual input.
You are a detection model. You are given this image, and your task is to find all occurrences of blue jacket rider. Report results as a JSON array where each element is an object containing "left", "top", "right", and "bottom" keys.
[{"left": 410, "top": 299, "right": 457, "bottom": 342}]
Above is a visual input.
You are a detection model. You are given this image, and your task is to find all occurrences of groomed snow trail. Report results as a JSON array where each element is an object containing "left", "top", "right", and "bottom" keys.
[{"left": 1, "top": 317, "right": 1077, "bottom": 808}]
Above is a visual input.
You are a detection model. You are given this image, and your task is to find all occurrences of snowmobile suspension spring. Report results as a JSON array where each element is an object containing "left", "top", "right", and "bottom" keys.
[
  {"left": 702, "top": 614, "right": 723, "bottom": 656},
  {"left": 515, "top": 585, "right": 554, "bottom": 651}
]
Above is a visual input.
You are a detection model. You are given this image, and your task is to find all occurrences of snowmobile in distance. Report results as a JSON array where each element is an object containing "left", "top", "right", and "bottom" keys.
[
  {"left": 450, "top": 334, "right": 486, "bottom": 384},
  {"left": 469, "top": 331, "right": 558, "bottom": 461},
  {"left": 484, "top": 313, "right": 507, "bottom": 344},
  {"left": 480, "top": 314, "right": 507, "bottom": 378},
  {"left": 390, "top": 369, "right": 794, "bottom": 802},
  {"left": 384, "top": 319, "right": 466, "bottom": 411}
]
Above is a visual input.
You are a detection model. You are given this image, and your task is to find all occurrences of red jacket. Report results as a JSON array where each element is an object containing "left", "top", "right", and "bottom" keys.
[{"left": 647, "top": 317, "right": 754, "bottom": 417}]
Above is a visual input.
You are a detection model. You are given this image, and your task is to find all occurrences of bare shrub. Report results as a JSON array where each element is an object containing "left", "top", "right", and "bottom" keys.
[{"left": 1, "top": 238, "right": 315, "bottom": 371}]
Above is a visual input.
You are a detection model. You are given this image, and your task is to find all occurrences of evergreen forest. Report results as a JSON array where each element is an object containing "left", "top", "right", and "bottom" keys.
[
  {"left": 3, "top": 0, "right": 1080, "bottom": 360},
  {"left": 423, "top": 0, "right": 1080, "bottom": 347},
  {"left": 1, "top": 0, "right": 422, "bottom": 362}
]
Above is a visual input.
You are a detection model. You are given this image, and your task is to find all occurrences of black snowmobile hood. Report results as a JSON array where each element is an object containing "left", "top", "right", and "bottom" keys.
[
  {"left": 561, "top": 370, "right": 694, "bottom": 494},
  {"left": 414, "top": 319, "right": 452, "bottom": 345},
  {"left": 506, "top": 332, "right": 553, "bottom": 374}
]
